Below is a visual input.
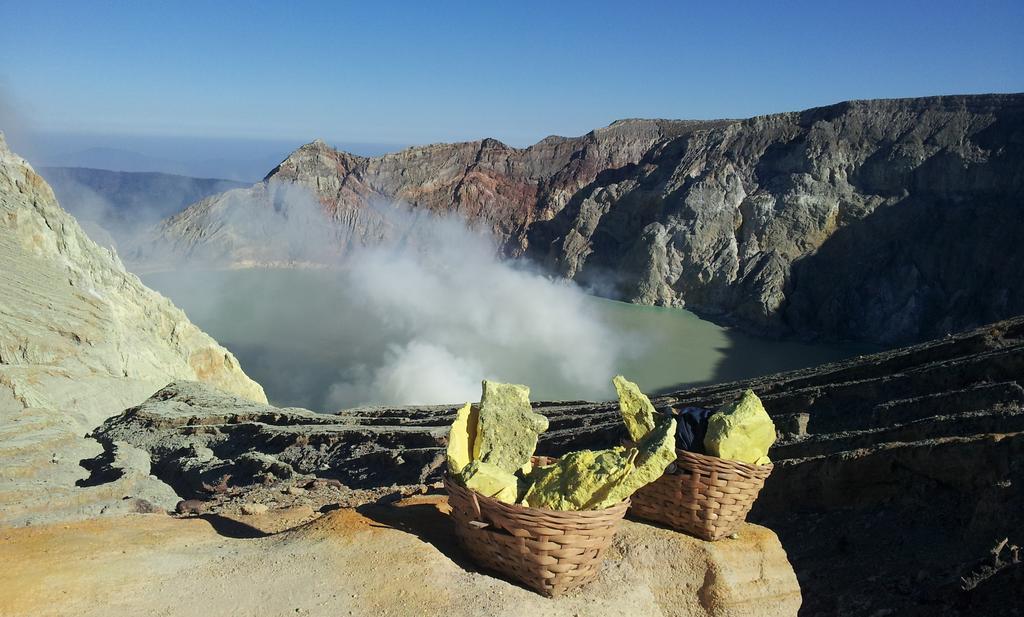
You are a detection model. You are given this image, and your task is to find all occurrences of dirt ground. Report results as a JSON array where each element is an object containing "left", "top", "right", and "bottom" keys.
[{"left": 0, "top": 495, "right": 801, "bottom": 617}]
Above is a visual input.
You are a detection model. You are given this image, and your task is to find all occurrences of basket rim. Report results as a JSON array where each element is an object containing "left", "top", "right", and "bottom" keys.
[
  {"left": 674, "top": 448, "right": 774, "bottom": 473},
  {"left": 443, "top": 474, "right": 630, "bottom": 517},
  {"left": 621, "top": 438, "right": 773, "bottom": 474}
]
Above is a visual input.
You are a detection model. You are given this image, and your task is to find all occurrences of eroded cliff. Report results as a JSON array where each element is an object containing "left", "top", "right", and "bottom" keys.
[
  {"left": 531, "top": 94, "right": 1024, "bottom": 344},
  {"left": 0, "top": 133, "right": 265, "bottom": 525}
]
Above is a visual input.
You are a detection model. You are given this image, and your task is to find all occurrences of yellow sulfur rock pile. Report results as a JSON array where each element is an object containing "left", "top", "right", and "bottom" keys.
[
  {"left": 704, "top": 390, "right": 776, "bottom": 465},
  {"left": 446, "top": 377, "right": 677, "bottom": 511}
]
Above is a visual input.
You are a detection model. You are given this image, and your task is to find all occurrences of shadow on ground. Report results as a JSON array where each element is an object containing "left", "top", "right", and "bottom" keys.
[
  {"left": 196, "top": 513, "right": 270, "bottom": 539},
  {"left": 357, "top": 495, "right": 554, "bottom": 596},
  {"left": 356, "top": 498, "right": 478, "bottom": 572}
]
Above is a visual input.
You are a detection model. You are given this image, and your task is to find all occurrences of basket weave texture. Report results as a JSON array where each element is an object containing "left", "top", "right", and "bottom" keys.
[
  {"left": 628, "top": 449, "right": 772, "bottom": 541},
  {"left": 444, "top": 467, "right": 629, "bottom": 597}
]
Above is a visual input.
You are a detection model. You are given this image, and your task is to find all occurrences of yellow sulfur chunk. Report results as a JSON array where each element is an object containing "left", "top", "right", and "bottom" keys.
[
  {"left": 476, "top": 380, "right": 549, "bottom": 473},
  {"left": 589, "top": 418, "right": 676, "bottom": 509},
  {"left": 523, "top": 448, "right": 631, "bottom": 511},
  {"left": 522, "top": 418, "right": 677, "bottom": 511},
  {"left": 704, "top": 390, "right": 776, "bottom": 465},
  {"left": 446, "top": 402, "right": 478, "bottom": 475},
  {"left": 461, "top": 461, "right": 519, "bottom": 504},
  {"left": 614, "top": 375, "right": 657, "bottom": 442}
]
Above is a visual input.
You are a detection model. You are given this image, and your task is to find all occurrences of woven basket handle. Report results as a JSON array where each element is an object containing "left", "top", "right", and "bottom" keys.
[
  {"left": 467, "top": 491, "right": 489, "bottom": 529},
  {"left": 471, "top": 491, "right": 482, "bottom": 519}
]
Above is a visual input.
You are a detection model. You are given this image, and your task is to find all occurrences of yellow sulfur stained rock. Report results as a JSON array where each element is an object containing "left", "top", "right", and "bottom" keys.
[
  {"left": 614, "top": 375, "right": 657, "bottom": 442},
  {"left": 446, "top": 402, "right": 478, "bottom": 475},
  {"left": 523, "top": 448, "right": 633, "bottom": 511},
  {"left": 445, "top": 377, "right": 677, "bottom": 512},
  {"left": 523, "top": 418, "right": 677, "bottom": 511},
  {"left": 593, "top": 418, "right": 677, "bottom": 508},
  {"left": 460, "top": 461, "right": 519, "bottom": 504},
  {"left": 476, "top": 380, "right": 549, "bottom": 473},
  {"left": 704, "top": 390, "right": 776, "bottom": 465},
  {"left": 584, "top": 418, "right": 677, "bottom": 509}
]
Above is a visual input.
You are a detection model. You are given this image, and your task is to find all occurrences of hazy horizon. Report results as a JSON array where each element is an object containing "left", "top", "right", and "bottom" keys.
[
  {"left": 3, "top": 131, "right": 405, "bottom": 182},
  {"left": 2, "top": 1, "right": 1021, "bottom": 159},
  {"left": 10, "top": 88, "right": 1024, "bottom": 180}
]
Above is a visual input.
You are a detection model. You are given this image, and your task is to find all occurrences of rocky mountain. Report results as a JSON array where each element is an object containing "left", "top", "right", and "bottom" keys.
[
  {"left": 144, "top": 94, "right": 1024, "bottom": 345},
  {"left": 38, "top": 166, "right": 244, "bottom": 249},
  {"left": 531, "top": 94, "right": 1024, "bottom": 345},
  {"left": 138, "top": 119, "right": 712, "bottom": 264},
  {"left": 92, "top": 315, "right": 1024, "bottom": 616},
  {"left": 0, "top": 133, "right": 265, "bottom": 526}
]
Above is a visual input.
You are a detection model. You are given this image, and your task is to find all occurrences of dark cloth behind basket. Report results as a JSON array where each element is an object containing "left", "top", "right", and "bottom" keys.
[{"left": 659, "top": 405, "right": 713, "bottom": 454}]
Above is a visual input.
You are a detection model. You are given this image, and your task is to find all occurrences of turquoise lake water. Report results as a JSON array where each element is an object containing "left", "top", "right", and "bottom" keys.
[{"left": 144, "top": 269, "right": 866, "bottom": 411}]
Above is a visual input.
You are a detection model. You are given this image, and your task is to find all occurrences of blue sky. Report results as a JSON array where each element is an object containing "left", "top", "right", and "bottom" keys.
[{"left": 1, "top": 0, "right": 1022, "bottom": 147}]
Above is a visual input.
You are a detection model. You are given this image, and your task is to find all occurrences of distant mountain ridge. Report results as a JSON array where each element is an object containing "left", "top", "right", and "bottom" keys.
[
  {"left": 39, "top": 166, "right": 246, "bottom": 249},
  {"left": 36, "top": 146, "right": 280, "bottom": 182},
  {"left": 20, "top": 135, "right": 408, "bottom": 181},
  {"left": 142, "top": 93, "right": 1024, "bottom": 344}
]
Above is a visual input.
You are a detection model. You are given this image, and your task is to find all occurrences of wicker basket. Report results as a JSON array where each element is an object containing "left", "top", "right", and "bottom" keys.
[
  {"left": 444, "top": 468, "right": 629, "bottom": 597},
  {"left": 628, "top": 449, "right": 772, "bottom": 541}
]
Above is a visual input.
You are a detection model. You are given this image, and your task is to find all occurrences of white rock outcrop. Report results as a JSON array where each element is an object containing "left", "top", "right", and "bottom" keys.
[{"left": 0, "top": 132, "right": 265, "bottom": 525}]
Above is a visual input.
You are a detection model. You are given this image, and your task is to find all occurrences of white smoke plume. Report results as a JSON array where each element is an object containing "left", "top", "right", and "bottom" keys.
[
  {"left": 324, "top": 212, "right": 622, "bottom": 406},
  {"left": 140, "top": 182, "right": 631, "bottom": 409}
]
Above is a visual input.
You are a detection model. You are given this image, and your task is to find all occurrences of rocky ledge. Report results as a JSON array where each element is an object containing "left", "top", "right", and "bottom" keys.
[
  {"left": 0, "top": 498, "right": 801, "bottom": 617},
  {"left": 92, "top": 315, "right": 1024, "bottom": 616}
]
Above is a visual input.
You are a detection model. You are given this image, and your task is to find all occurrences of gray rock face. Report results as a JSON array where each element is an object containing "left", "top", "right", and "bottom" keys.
[
  {"left": 145, "top": 94, "right": 1024, "bottom": 344},
  {"left": 93, "top": 315, "right": 1024, "bottom": 616},
  {"left": 530, "top": 94, "right": 1024, "bottom": 345},
  {"left": 92, "top": 381, "right": 449, "bottom": 495}
]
